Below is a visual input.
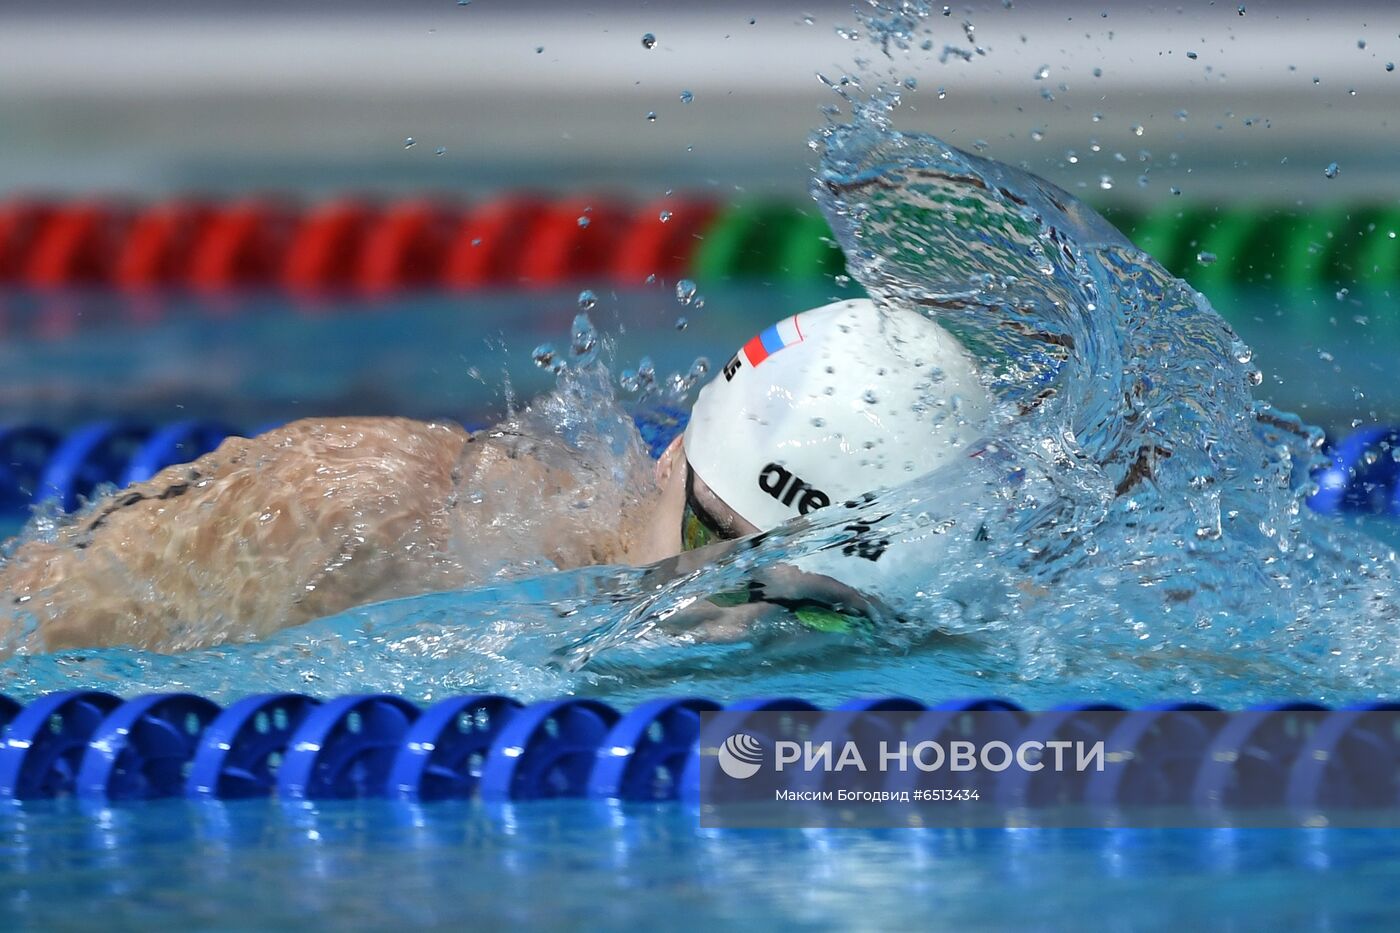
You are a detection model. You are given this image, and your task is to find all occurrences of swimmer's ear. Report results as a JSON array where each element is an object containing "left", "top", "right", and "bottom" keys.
[{"left": 655, "top": 434, "right": 685, "bottom": 485}]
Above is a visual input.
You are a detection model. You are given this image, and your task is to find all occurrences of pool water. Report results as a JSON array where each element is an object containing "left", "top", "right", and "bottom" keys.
[
  {"left": 0, "top": 798, "right": 1395, "bottom": 932},
  {"left": 1, "top": 265, "right": 1397, "bottom": 916},
  {"left": 2, "top": 270, "right": 1398, "bottom": 931},
  {"left": 5, "top": 1, "right": 1400, "bottom": 928},
  {"left": 2, "top": 278, "right": 1400, "bottom": 707}
]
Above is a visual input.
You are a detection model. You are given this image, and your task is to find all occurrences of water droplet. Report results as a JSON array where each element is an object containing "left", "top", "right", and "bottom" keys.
[
  {"left": 1091, "top": 111, "right": 1104, "bottom": 123},
  {"left": 1132, "top": 124, "right": 1145, "bottom": 136},
  {"left": 1034, "top": 64, "right": 1050, "bottom": 80},
  {"left": 675, "top": 316, "right": 688, "bottom": 331},
  {"left": 680, "top": 89, "right": 694, "bottom": 103},
  {"left": 1030, "top": 128, "right": 1044, "bottom": 141},
  {"left": 1324, "top": 161, "right": 1340, "bottom": 179},
  {"left": 862, "top": 389, "right": 879, "bottom": 404},
  {"left": 675, "top": 278, "right": 697, "bottom": 304},
  {"left": 403, "top": 137, "right": 416, "bottom": 149},
  {"left": 1196, "top": 251, "right": 1217, "bottom": 266},
  {"left": 1099, "top": 174, "right": 1114, "bottom": 190},
  {"left": 1092, "top": 67, "right": 1103, "bottom": 78},
  {"left": 645, "top": 111, "right": 657, "bottom": 123},
  {"left": 1170, "top": 186, "right": 1182, "bottom": 196},
  {"left": 1388, "top": 63, "right": 1396, "bottom": 72},
  {"left": 810, "top": 417, "right": 826, "bottom": 428},
  {"left": 937, "top": 87, "right": 947, "bottom": 100},
  {"left": 532, "top": 343, "right": 556, "bottom": 369},
  {"left": 1237, "top": 3, "right": 1245, "bottom": 15},
  {"left": 641, "top": 32, "right": 657, "bottom": 49},
  {"left": 1187, "top": 50, "right": 1198, "bottom": 60},
  {"left": 569, "top": 313, "right": 598, "bottom": 365},
  {"left": 435, "top": 146, "right": 447, "bottom": 156},
  {"left": 1358, "top": 39, "right": 1367, "bottom": 49},
  {"left": 903, "top": 77, "right": 918, "bottom": 90},
  {"left": 577, "top": 216, "right": 591, "bottom": 228},
  {"left": 456, "top": 0, "right": 470, "bottom": 5},
  {"left": 1176, "top": 109, "right": 1189, "bottom": 121},
  {"left": 658, "top": 210, "right": 672, "bottom": 223},
  {"left": 535, "top": 45, "right": 544, "bottom": 54},
  {"left": 577, "top": 289, "right": 597, "bottom": 311}
]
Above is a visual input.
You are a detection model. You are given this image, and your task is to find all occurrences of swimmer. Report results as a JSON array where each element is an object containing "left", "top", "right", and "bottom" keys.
[{"left": 0, "top": 299, "right": 991, "bottom": 652}]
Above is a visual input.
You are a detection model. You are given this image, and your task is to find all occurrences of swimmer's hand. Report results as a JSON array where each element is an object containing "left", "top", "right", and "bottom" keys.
[{"left": 649, "top": 557, "right": 886, "bottom": 644}]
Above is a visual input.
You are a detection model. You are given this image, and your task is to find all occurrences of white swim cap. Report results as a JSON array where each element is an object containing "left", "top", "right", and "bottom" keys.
[{"left": 683, "top": 298, "right": 993, "bottom": 531}]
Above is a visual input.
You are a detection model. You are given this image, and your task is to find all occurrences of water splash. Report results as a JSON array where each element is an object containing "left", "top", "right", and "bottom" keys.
[{"left": 3, "top": 2, "right": 1398, "bottom": 707}]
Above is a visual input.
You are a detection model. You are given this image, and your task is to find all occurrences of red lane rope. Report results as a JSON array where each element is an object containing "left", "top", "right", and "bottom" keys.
[
  {"left": 517, "top": 197, "right": 626, "bottom": 289},
  {"left": 0, "top": 195, "right": 717, "bottom": 296},
  {"left": 188, "top": 198, "right": 300, "bottom": 292},
  {"left": 282, "top": 198, "right": 379, "bottom": 293},
  {"left": 442, "top": 196, "right": 545, "bottom": 290},
  {"left": 115, "top": 199, "right": 216, "bottom": 290},
  {"left": 0, "top": 200, "right": 56, "bottom": 283},
  {"left": 357, "top": 199, "right": 460, "bottom": 294},
  {"left": 24, "top": 200, "right": 133, "bottom": 288},
  {"left": 613, "top": 197, "right": 716, "bottom": 285}
]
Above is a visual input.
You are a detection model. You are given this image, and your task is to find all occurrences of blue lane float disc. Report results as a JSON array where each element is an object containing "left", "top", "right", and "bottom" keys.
[
  {"left": 276, "top": 694, "right": 420, "bottom": 800},
  {"left": 586, "top": 696, "right": 720, "bottom": 802},
  {"left": 836, "top": 696, "right": 928, "bottom": 712},
  {"left": 0, "top": 426, "right": 60, "bottom": 514},
  {"left": 36, "top": 421, "right": 150, "bottom": 511},
  {"left": 0, "top": 690, "right": 121, "bottom": 799},
  {"left": 75, "top": 693, "right": 223, "bottom": 802},
  {"left": 1083, "top": 705, "right": 1226, "bottom": 808},
  {"left": 121, "top": 420, "right": 232, "bottom": 486},
  {"left": 633, "top": 406, "right": 689, "bottom": 459},
  {"left": 386, "top": 694, "right": 523, "bottom": 801},
  {"left": 1285, "top": 703, "right": 1400, "bottom": 809},
  {"left": 478, "top": 698, "right": 620, "bottom": 802},
  {"left": 679, "top": 696, "right": 823, "bottom": 804},
  {"left": 786, "top": 699, "right": 929, "bottom": 796},
  {"left": 186, "top": 693, "right": 322, "bottom": 799},
  {"left": 1308, "top": 426, "right": 1400, "bottom": 516},
  {"left": 881, "top": 701, "right": 1029, "bottom": 799},
  {"left": 929, "top": 697, "right": 1025, "bottom": 712},
  {"left": 995, "top": 704, "right": 1128, "bottom": 808},
  {"left": 1190, "top": 702, "right": 1331, "bottom": 809},
  {"left": 0, "top": 694, "right": 19, "bottom": 730}
]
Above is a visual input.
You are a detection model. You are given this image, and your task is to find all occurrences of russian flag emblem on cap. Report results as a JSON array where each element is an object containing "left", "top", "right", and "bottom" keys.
[{"left": 741, "top": 315, "right": 804, "bottom": 368}]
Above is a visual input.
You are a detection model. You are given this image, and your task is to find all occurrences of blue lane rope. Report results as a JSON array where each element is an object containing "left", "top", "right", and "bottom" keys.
[
  {"left": 0, "top": 414, "right": 1392, "bottom": 519},
  {"left": 0, "top": 691, "right": 1396, "bottom": 808}
]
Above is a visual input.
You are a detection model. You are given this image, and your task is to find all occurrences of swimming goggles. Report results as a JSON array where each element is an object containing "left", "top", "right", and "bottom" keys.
[{"left": 680, "top": 464, "right": 736, "bottom": 551}]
